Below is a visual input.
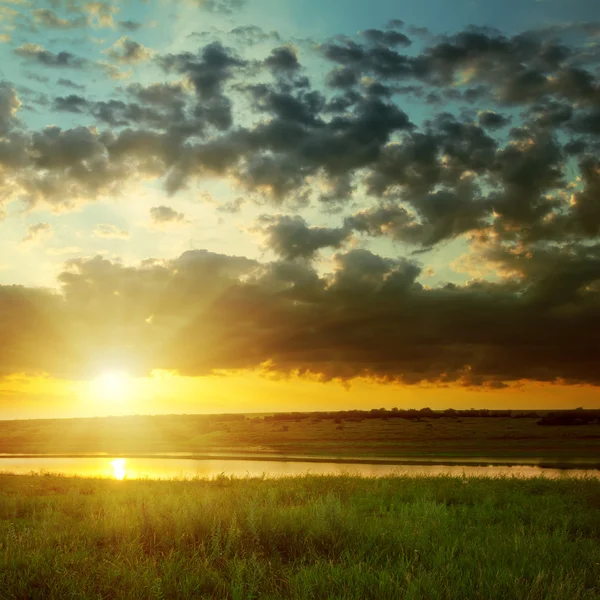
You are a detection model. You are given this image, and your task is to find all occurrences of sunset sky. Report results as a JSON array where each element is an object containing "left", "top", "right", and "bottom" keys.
[{"left": 0, "top": 0, "right": 599, "bottom": 418}]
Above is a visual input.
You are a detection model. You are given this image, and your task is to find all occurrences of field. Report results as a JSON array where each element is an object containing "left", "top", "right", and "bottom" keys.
[
  {"left": 0, "top": 473, "right": 599, "bottom": 599},
  {"left": 1, "top": 410, "right": 599, "bottom": 465}
]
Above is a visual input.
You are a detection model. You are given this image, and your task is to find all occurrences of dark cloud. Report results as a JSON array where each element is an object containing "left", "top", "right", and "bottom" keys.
[
  {"left": 361, "top": 29, "right": 411, "bottom": 47},
  {"left": 126, "top": 82, "right": 188, "bottom": 107},
  {"left": 257, "top": 215, "right": 351, "bottom": 259},
  {"left": 159, "top": 41, "right": 246, "bottom": 131},
  {"left": 478, "top": 110, "right": 511, "bottom": 130},
  {"left": 118, "top": 20, "right": 143, "bottom": 32},
  {"left": 0, "top": 83, "right": 21, "bottom": 135},
  {"left": 14, "top": 44, "right": 87, "bottom": 68},
  {"left": 53, "top": 94, "right": 89, "bottom": 113},
  {"left": 264, "top": 46, "right": 301, "bottom": 74},
  {"left": 0, "top": 246, "right": 598, "bottom": 386},
  {"left": 346, "top": 183, "right": 489, "bottom": 248},
  {"left": 320, "top": 26, "right": 600, "bottom": 110},
  {"left": 1, "top": 25, "right": 600, "bottom": 267},
  {"left": 0, "top": 17, "right": 600, "bottom": 392},
  {"left": 57, "top": 78, "right": 85, "bottom": 91}
]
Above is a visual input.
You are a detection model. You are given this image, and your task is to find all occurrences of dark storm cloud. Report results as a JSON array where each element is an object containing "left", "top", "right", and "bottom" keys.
[
  {"left": 319, "top": 26, "right": 600, "bottom": 109},
  {"left": 53, "top": 94, "right": 89, "bottom": 113},
  {"left": 264, "top": 46, "right": 301, "bottom": 73},
  {"left": 478, "top": 110, "right": 511, "bottom": 130},
  {"left": 14, "top": 44, "right": 87, "bottom": 68},
  {"left": 361, "top": 29, "right": 411, "bottom": 48},
  {"left": 52, "top": 82, "right": 190, "bottom": 128},
  {"left": 257, "top": 215, "right": 351, "bottom": 259},
  {"left": 159, "top": 41, "right": 246, "bottom": 131},
  {"left": 571, "top": 108, "right": 600, "bottom": 136},
  {"left": 126, "top": 82, "right": 188, "bottom": 107},
  {"left": 90, "top": 100, "right": 177, "bottom": 129},
  {"left": 346, "top": 183, "right": 490, "bottom": 248},
  {"left": 1, "top": 246, "right": 598, "bottom": 386},
  {"left": 365, "top": 112, "right": 496, "bottom": 201}
]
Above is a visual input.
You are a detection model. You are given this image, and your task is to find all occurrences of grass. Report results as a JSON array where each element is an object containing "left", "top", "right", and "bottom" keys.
[
  {"left": 1, "top": 413, "right": 600, "bottom": 463},
  {"left": 1, "top": 473, "right": 599, "bottom": 599}
]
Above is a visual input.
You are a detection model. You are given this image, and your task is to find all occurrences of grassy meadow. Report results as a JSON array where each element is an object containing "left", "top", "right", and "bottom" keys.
[
  {"left": 1, "top": 410, "right": 599, "bottom": 464},
  {"left": 0, "top": 473, "right": 599, "bottom": 599}
]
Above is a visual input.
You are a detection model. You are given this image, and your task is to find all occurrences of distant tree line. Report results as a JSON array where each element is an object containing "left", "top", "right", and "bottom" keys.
[
  {"left": 260, "top": 407, "right": 539, "bottom": 422},
  {"left": 258, "top": 407, "right": 600, "bottom": 424},
  {"left": 537, "top": 409, "right": 600, "bottom": 426}
]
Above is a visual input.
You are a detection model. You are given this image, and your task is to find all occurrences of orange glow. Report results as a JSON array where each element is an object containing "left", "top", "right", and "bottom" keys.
[{"left": 0, "top": 370, "right": 598, "bottom": 420}]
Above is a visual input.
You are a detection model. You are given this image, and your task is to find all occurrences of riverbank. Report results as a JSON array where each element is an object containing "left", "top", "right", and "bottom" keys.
[{"left": 1, "top": 473, "right": 599, "bottom": 599}]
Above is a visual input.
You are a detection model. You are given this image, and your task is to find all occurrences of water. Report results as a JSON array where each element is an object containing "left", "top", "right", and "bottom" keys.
[{"left": 0, "top": 456, "right": 598, "bottom": 480}]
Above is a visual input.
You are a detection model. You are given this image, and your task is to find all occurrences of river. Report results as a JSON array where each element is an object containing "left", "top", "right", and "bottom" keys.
[{"left": 0, "top": 455, "right": 598, "bottom": 480}]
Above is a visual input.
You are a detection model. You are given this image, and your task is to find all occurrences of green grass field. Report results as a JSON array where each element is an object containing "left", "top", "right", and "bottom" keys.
[
  {"left": 1, "top": 473, "right": 599, "bottom": 599},
  {"left": 1, "top": 412, "right": 600, "bottom": 463}
]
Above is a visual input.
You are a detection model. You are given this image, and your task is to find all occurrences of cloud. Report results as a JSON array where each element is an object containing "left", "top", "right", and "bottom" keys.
[
  {"left": 257, "top": 214, "right": 351, "bottom": 259},
  {"left": 264, "top": 46, "right": 301, "bottom": 73},
  {"left": 0, "top": 14, "right": 599, "bottom": 394},
  {"left": 159, "top": 41, "right": 246, "bottom": 132},
  {"left": 82, "top": 1, "right": 118, "bottom": 29},
  {"left": 0, "top": 83, "right": 21, "bottom": 134},
  {"left": 478, "top": 110, "right": 511, "bottom": 130},
  {"left": 105, "top": 37, "right": 153, "bottom": 65},
  {"left": 0, "top": 24, "right": 598, "bottom": 275},
  {"left": 32, "top": 8, "right": 86, "bottom": 29},
  {"left": 57, "top": 78, "right": 86, "bottom": 91},
  {"left": 361, "top": 28, "right": 411, "bottom": 47},
  {"left": 195, "top": 0, "right": 246, "bottom": 14},
  {"left": 53, "top": 94, "right": 89, "bottom": 113},
  {"left": 96, "top": 61, "right": 133, "bottom": 80},
  {"left": 149, "top": 205, "right": 186, "bottom": 225},
  {"left": 21, "top": 222, "right": 53, "bottom": 244},
  {"left": 0, "top": 246, "right": 598, "bottom": 387},
  {"left": 118, "top": 20, "right": 142, "bottom": 32},
  {"left": 93, "top": 224, "right": 130, "bottom": 239},
  {"left": 14, "top": 44, "right": 87, "bottom": 68}
]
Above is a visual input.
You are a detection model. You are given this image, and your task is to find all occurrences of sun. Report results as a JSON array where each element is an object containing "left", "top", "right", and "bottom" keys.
[
  {"left": 111, "top": 458, "right": 127, "bottom": 480},
  {"left": 92, "top": 371, "right": 132, "bottom": 402}
]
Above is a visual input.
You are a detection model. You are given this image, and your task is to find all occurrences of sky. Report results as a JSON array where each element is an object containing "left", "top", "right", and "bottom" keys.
[{"left": 0, "top": 0, "right": 599, "bottom": 418}]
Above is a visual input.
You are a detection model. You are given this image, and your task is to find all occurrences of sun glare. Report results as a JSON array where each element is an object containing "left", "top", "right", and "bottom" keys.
[
  {"left": 92, "top": 371, "right": 132, "bottom": 402},
  {"left": 111, "top": 458, "right": 126, "bottom": 480}
]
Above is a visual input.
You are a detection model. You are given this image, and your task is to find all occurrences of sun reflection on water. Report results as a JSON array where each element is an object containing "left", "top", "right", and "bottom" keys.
[{"left": 111, "top": 458, "right": 126, "bottom": 480}]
